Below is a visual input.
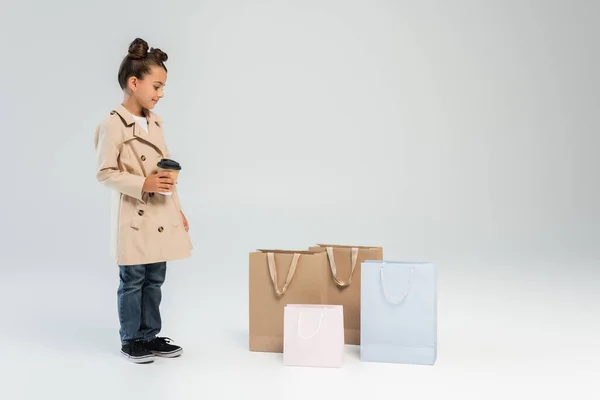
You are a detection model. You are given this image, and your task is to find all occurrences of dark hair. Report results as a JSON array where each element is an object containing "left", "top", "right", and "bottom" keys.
[{"left": 117, "top": 38, "right": 168, "bottom": 90}]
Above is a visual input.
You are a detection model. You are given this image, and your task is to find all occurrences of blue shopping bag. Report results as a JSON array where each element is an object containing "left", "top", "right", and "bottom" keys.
[{"left": 360, "top": 260, "right": 437, "bottom": 365}]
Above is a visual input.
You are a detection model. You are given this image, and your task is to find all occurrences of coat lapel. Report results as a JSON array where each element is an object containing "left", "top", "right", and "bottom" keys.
[{"left": 112, "top": 104, "right": 167, "bottom": 156}]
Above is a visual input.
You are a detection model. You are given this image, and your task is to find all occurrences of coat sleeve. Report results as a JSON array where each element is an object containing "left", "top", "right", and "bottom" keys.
[{"left": 94, "top": 120, "right": 146, "bottom": 201}]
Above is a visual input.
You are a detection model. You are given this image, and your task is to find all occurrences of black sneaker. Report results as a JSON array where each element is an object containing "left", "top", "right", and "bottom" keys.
[
  {"left": 143, "top": 337, "right": 183, "bottom": 358},
  {"left": 121, "top": 340, "right": 155, "bottom": 364}
]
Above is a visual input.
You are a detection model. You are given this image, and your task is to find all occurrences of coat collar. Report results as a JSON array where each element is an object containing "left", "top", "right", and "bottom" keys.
[
  {"left": 112, "top": 103, "right": 162, "bottom": 125},
  {"left": 111, "top": 104, "right": 166, "bottom": 156}
]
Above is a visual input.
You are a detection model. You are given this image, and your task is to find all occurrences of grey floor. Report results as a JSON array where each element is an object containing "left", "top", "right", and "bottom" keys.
[{"left": 2, "top": 257, "right": 597, "bottom": 400}]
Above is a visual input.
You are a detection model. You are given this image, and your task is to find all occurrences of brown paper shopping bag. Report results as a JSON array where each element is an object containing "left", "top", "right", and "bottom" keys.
[
  {"left": 309, "top": 244, "right": 383, "bottom": 345},
  {"left": 249, "top": 250, "right": 329, "bottom": 353}
]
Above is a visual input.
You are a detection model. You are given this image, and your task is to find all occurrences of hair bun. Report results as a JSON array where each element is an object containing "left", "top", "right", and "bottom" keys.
[
  {"left": 128, "top": 38, "right": 149, "bottom": 60},
  {"left": 149, "top": 47, "right": 168, "bottom": 63}
]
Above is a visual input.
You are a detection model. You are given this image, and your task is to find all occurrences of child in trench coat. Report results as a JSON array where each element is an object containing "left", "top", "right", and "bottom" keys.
[{"left": 94, "top": 38, "right": 192, "bottom": 364}]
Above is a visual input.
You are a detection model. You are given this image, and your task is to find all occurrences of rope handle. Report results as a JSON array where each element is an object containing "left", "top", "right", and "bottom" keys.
[
  {"left": 267, "top": 252, "right": 300, "bottom": 296},
  {"left": 297, "top": 311, "right": 325, "bottom": 339},
  {"left": 380, "top": 262, "right": 415, "bottom": 304},
  {"left": 325, "top": 246, "right": 359, "bottom": 287}
]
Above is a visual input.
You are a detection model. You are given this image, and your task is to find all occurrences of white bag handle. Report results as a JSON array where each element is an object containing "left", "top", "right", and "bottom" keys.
[
  {"left": 297, "top": 311, "right": 325, "bottom": 340},
  {"left": 380, "top": 262, "right": 415, "bottom": 304},
  {"left": 325, "top": 246, "right": 359, "bottom": 287},
  {"left": 267, "top": 252, "right": 300, "bottom": 297}
]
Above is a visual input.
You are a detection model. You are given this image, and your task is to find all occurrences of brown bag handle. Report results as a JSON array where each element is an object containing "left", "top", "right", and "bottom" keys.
[
  {"left": 266, "top": 252, "right": 300, "bottom": 296},
  {"left": 325, "top": 246, "right": 359, "bottom": 287}
]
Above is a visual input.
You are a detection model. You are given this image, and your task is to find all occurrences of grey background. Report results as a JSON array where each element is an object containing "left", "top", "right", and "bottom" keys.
[
  {"left": 1, "top": 1, "right": 598, "bottom": 399},
  {"left": 2, "top": 0, "right": 598, "bottom": 267}
]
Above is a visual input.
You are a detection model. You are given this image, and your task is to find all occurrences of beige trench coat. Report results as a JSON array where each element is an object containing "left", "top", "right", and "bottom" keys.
[{"left": 94, "top": 104, "right": 193, "bottom": 266}]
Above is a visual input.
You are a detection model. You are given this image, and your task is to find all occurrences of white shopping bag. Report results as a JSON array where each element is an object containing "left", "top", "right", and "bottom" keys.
[
  {"left": 283, "top": 304, "right": 344, "bottom": 368},
  {"left": 360, "top": 260, "right": 437, "bottom": 365}
]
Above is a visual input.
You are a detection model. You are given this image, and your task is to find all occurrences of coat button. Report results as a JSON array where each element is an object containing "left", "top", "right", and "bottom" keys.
[
  {"left": 138, "top": 210, "right": 144, "bottom": 216},
  {"left": 158, "top": 226, "right": 164, "bottom": 233},
  {"left": 141, "top": 155, "right": 146, "bottom": 161}
]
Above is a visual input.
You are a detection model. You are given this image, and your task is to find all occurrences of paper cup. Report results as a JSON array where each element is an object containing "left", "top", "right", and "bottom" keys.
[{"left": 156, "top": 159, "right": 182, "bottom": 196}]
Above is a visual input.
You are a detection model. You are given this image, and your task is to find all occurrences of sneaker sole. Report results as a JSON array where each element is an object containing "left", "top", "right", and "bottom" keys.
[
  {"left": 151, "top": 348, "right": 183, "bottom": 358},
  {"left": 121, "top": 350, "right": 155, "bottom": 364}
]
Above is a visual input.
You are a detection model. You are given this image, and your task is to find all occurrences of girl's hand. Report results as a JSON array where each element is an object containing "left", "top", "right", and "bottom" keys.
[
  {"left": 181, "top": 211, "right": 189, "bottom": 232},
  {"left": 143, "top": 171, "right": 175, "bottom": 193}
]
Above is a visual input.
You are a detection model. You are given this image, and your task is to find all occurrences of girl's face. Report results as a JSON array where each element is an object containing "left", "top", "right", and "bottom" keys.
[{"left": 128, "top": 66, "right": 167, "bottom": 110}]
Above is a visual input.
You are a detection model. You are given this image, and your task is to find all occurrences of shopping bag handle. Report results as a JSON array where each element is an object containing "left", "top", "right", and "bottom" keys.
[
  {"left": 325, "top": 246, "right": 359, "bottom": 287},
  {"left": 266, "top": 252, "right": 300, "bottom": 296},
  {"left": 297, "top": 311, "right": 324, "bottom": 339},
  {"left": 380, "top": 262, "right": 415, "bottom": 304}
]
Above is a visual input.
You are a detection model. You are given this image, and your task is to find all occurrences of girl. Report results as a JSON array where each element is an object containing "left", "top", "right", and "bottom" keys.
[{"left": 94, "top": 38, "right": 193, "bottom": 364}]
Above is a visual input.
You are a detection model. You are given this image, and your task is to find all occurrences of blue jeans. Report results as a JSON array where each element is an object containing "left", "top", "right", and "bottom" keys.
[{"left": 117, "top": 262, "right": 167, "bottom": 344}]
